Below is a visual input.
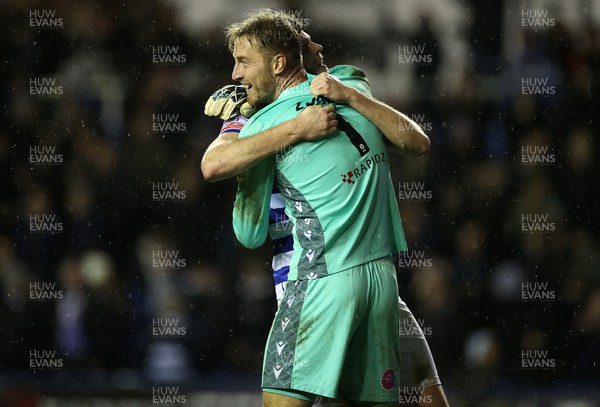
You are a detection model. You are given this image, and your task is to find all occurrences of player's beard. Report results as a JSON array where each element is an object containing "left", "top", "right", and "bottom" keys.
[{"left": 247, "top": 71, "right": 277, "bottom": 109}]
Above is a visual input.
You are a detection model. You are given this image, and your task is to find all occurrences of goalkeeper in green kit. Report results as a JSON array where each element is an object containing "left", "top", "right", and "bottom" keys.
[{"left": 203, "top": 9, "right": 449, "bottom": 407}]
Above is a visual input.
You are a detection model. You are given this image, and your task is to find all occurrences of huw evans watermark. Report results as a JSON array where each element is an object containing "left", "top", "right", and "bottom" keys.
[
  {"left": 29, "top": 10, "right": 63, "bottom": 29},
  {"left": 521, "top": 282, "right": 555, "bottom": 302},
  {"left": 521, "top": 350, "right": 555, "bottom": 370},
  {"left": 276, "top": 146, "right": 309, "bottom": 164},
  {"left": 30, "top": 77, "right": 63, "bottom": 97},
  {"left": 521, "top": 213, "right": 555, "bottom": 233},
  {"left": 398, "top": 182, "right": 432, "bottom": 202},
  {"left": 29, "top": 145, "right": 63, "bottom": 165},
  {"left": 276, "top": 10, "right": 310, "bottom": 29},
  {"left": 521, "top": 145, "right": 555, "bottom": 165},
  {"left": 29, "top": 213, "right": 63, "bottom": 234},
  {"left": 522, "top": 9, "right": 555, "bottom": 28},
  {"left": 272, "top": 213, "right": 293, "bottom": 234},
  {"left": 152, "top": 113, "right": 187, "bottom": 134},
  {"left": 152, "top": 318, "right": 187, "bottom": 338},
  {"left": 399, "top": 44, "right": 433, "bottom": 65},
  {"left": 521, "top": 77, "right": 555, "bottom": 97},
  {"left": 152, "top": 250, "right": 186, "bottom": 270},
  {"left": 152, "top": 45, "right": 186, "bottom": 65},
  {"left": 30, "top": 282, "right": 63, "bottom": 301},
  {"left": 399, "top": 250, "right": 433, "bottom": 269},
  {"left": 401, "top": 113, "right": 432, "bottom": 133},
  {"left": 152, "top": 386, "right": 187, "bottom": 405},
  {"left": 271, "top": 345, "right": 311, "bottom": 382},
  {"left": 30, "top": 350, "right": 63, "bottom": 370},
  {"left": 152, "top": 181, "right": 187, "bottom": 202},
  {"left": 399, "top": 317, "right": 433, "bottom": 338},
  {"left": 399, "top": 386, "right": 433, "bottom": 405}
]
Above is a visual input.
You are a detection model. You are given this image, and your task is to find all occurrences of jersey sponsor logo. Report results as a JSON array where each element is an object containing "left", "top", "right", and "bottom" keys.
[
  {"left": 294, "top": 201, "right": 303, "bottom": 212},
  {"left": 341, "top": 171, "right": 355, "bottom": 184},
  {"left": 303, "top": 230, "right": 313, "bottom": 240},
  {"left": 306, "top": 249, "right": 315, "bottom": 263},
  {"left": 380, "top": 368, "right": 395, "bottom": 391},
  {"left": 341, "top": 152, "right": 386, "bottom": 186},
  {"left": 281, "top": 317, "right": 290, "bottom": 331},
  {"left": 273, "top": 364, "right": 284, "bottom": 379},
  {"left": 276, "top": 341, "right": 286, "bottom": 355}
]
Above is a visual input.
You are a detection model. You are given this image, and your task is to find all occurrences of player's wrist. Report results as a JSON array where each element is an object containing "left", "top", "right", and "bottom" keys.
[
  {"left": 344, "top": 86, "right": 361, "bottom": 107},
  {"left": 289, "top": 117, "right": 307, "bottom": 143}
]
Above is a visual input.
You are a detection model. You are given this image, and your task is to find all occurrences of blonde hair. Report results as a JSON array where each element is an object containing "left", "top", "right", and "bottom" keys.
[{"left": 226, "top": 9, "right": 303, "bottom": 67}]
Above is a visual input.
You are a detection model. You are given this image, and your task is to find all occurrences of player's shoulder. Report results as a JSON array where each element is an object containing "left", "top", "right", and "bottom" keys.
[
  {"left": 329, "top": 65, "right": 371, "bottom": 96},
  {"left": 329, "top": 64, "right": 367, "bottom": 80}
]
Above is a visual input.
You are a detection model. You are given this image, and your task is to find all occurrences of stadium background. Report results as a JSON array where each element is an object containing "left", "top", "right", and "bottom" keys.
[{"left": 1, "top": 0, "right": 599, "bottom": 405}]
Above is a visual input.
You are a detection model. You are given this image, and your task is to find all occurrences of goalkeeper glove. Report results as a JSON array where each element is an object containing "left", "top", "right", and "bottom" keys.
[{"left": 204, "top": 85, "right": 257, "bottom": 120}]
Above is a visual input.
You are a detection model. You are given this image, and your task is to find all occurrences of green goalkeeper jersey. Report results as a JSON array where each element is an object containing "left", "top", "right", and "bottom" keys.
[{"left": 233, "top": 65, "right": 407, "bottom": 280}]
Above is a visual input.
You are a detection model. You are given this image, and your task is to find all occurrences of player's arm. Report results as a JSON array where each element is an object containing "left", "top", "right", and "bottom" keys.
[
  {"left": 310, "top": 72, "right": 430, "bottom": 157},
  {"left": 201, "top": 106, "right": 337, "bottom": 183},
  {"left": 231, "top": 158, "right": 274, "bottom": 249}
]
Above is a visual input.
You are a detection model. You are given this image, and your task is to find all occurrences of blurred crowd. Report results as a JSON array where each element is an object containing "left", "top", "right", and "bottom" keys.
[{"left": 0, "top": 0, "right": 599, "bottom": 402}]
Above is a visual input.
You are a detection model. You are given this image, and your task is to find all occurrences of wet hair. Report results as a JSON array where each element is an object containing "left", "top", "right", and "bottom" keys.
[{"left": 226, "top": 9, "right": 303, "bottom": 67}]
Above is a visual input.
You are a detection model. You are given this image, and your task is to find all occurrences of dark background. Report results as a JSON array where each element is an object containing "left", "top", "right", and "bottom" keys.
[{"left": 1, "top": 0, "right": 599, "bottom": 405}]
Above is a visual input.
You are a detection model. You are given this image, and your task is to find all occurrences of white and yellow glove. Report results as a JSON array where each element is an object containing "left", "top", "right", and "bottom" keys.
[{"left": 204, "top": 85, "right": 257, "bottom": 120}]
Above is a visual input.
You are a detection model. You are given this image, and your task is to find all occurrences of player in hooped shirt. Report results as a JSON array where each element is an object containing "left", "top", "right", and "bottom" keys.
[{"left": 203, "top": 21, "right": 449, "bottom": 407}]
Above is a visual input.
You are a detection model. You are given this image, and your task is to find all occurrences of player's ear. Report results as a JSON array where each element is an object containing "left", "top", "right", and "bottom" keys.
[{"left": 272, "top": 54, "right": 286, "bottom": 74}]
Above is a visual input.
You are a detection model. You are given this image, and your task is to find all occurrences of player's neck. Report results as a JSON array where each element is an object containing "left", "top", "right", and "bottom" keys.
[{"left": 274, "top": 66, "right": 307, "bottom": 100}]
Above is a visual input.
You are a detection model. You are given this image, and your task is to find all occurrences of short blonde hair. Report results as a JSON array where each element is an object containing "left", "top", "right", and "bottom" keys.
[{"left": 226, "top": 9, "right": 303, "bottom": 67}]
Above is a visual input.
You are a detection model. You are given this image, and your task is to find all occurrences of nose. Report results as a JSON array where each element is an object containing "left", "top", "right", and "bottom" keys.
[{"left": 232, "top": 63, "right": 242, "bottom": 81}]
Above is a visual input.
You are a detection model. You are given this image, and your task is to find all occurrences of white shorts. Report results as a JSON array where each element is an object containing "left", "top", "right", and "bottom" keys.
[{"left": 397, "top": 296, "right": 442, "bottom": 390}]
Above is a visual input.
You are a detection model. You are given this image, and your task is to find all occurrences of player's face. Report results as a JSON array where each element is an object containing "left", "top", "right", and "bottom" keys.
[
  {"left": 299, "top": 31, "right": 328, "bottom": 75},
  {"left": 231, "top": 37, "right": 277, "bottom": 108}
]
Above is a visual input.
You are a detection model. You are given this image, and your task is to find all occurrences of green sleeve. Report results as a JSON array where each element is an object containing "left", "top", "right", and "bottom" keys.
[{"left": 231, "top": 155, "right": 275, "bottom": 249}]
